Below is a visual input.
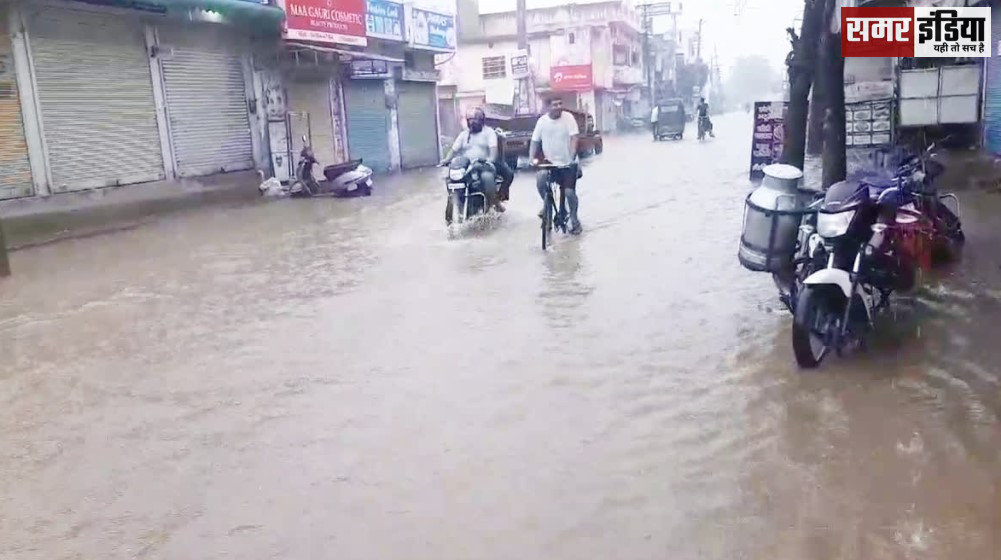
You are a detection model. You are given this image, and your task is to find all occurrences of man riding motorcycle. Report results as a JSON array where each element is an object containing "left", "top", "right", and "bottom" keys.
[{"left": 439, "top": 108, "right": 512, "bottom": 214}]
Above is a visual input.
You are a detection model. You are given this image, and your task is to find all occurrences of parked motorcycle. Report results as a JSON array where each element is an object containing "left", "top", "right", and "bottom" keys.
[
  {"left": 441, "top": 156, "right": 500, "bottom": 225},
  {"left": 739, "top": 147, "right": 964, "bottom": 369}
]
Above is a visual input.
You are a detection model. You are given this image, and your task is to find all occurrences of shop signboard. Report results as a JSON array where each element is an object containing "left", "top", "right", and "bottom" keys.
[
  {"left": 366, "top": 0, "right": 404, "bottom": 41},
  {"left": 409, "top": 7, "right": 455, "bottom": 51},
  {"left": 277, "top": 0, "right": 367, "bottom": 47},
  {"left": 350, "top": 59, "right": 393, "bottom": 79},
  {"left": 551, "top": 65, "right": 593, "bottom": 92},
  {"left": 749, "top": 101, "right": 788, "bottom": 181}
]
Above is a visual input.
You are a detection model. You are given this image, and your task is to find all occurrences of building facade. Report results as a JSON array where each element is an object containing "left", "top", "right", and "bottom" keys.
[
  {"left": 440, "top": 0, "right": 647, "bottom": 134},
  {"left": 0, "top": 0, "right": 284, "bottom": 200}
]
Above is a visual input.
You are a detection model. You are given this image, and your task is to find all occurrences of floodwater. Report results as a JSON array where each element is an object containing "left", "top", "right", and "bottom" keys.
[{"left": 2, "top": 113, "right": 1001, "bottom": 559}]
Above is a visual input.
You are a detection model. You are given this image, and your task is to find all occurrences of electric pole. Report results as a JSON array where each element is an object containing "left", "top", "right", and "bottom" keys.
[
  {"left": 696, "top": 18, "right": 703, "bottom": 61},
  {"left": 638, "top": 2, "right": 678, "bottom": 105},
  {"left": 514, "top": 0, "right": 535, "bottom": 115}
]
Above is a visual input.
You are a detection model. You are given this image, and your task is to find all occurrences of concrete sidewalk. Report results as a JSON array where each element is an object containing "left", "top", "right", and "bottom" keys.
[{"left": 0, "top": 171, "right": 263, "bottom": 250}]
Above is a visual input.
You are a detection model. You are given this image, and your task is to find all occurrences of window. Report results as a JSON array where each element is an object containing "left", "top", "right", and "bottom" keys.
[
  {"left": 568, "top": 32, "right": 576, "bottom": 44},
  {"left": 482, "top": 56, "right": 506, "bottom": 79},
  {"left": 631, "top": 51, "right": 639, "bottom": 65}
]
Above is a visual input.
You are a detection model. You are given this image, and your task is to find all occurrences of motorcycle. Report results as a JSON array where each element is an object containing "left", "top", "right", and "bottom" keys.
[
  {"left": 741, "top": 141, "right": 964, "bottom": 368},
  {"left": 441, "top": 156, "right": 501, "bottom": 225}
]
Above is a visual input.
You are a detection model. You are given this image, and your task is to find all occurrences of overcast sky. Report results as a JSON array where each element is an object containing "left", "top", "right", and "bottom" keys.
[{"left": 476, "top": 0, "right": 805, "bottom": 78}]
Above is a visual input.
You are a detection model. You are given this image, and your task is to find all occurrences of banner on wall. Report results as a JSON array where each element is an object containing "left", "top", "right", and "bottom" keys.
[
  {"left": 278, "top": 0, "right": 367, "bottom": 47},
  {"left": 410, "top": 7, "right": 455, "bottom": 51}
]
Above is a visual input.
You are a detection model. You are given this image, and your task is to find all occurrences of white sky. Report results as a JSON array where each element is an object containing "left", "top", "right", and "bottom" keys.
[{"left": 477, "top": 0, "right": 804, "bottom": 78}]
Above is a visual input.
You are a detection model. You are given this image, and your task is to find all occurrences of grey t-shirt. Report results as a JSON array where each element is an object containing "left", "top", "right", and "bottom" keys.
[
  {"left": 451, "top": 127, "right": 498, "bottom": 161},
  {"left": 531, "top": 111, "right": 579, "bottom": 166}
]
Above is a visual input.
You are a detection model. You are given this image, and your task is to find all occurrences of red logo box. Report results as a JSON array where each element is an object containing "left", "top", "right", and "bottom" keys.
[{"left": 841, "top": 7, "right": 915, "bottom": 57}]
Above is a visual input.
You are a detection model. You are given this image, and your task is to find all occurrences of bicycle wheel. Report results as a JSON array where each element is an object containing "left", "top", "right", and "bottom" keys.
[{"left": 541, "top": 192, "right": 554, "bottom": 250}]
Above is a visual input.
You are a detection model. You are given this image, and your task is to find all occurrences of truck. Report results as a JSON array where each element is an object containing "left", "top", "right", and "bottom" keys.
[{"left": 485, "top": 109, "right": 603, "bottom": 169}]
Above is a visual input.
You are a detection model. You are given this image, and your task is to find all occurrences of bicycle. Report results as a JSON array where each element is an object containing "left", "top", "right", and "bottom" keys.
[{"left": 535, "top": 161, "right": 576, "bottom": 250}]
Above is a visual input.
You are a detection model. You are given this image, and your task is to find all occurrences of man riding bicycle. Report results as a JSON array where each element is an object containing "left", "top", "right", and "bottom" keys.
[{"left": 529, "top": 97, "right": 582, "bottom": 235}]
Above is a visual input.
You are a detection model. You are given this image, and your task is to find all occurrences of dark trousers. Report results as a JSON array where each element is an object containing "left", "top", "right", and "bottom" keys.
[
  {"left": 536, "top": 165, "right": 579, "bottom": 225},
  {"left": 494, "top": 159, "right": 514, "bottom": 201}
]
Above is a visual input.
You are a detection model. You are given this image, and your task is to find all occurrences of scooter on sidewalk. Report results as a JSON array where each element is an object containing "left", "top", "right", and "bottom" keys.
[{"left": 260, "top": 136, "right": 373, "bottom": 198}]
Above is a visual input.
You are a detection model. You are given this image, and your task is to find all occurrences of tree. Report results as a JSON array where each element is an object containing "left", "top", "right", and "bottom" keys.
[
  {"left": 819, "top": 0, "right": 845, "bottom": 188},
  {"left": 781, "top": 0, "right": 826, "bottom": 170}
]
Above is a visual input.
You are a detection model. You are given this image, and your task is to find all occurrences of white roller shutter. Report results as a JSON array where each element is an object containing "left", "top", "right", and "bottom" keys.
[
  {"left": 287, "top": 78, "right": 338, "bottom": 172},
  {"left": 397, "top": 81, "right": 439, "bottom": 169},
  {"left": 29, "top": 8, "right": 164, "bottom": 192},
  {"left": 158, "top": 25, "right": 253, "bottom": 177}
]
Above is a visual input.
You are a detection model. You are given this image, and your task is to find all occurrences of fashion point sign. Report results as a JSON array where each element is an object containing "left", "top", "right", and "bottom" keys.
[
  {"left": 278, "top": 0, "right": 367, "bottom": 46},
  {"left": 841, "top": 7, "right": 990, "bottom": 58},
  {"left": 550, "top": 65, "right": 593, "bottom": 92}
]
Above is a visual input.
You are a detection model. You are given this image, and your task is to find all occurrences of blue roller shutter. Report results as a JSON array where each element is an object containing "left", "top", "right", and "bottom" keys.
[
  {"left": 343, "top": 80, "right": 390, "bottom": 173},
  {"left": 983, "top": 4, "right": 1001, "bottom": 154}
]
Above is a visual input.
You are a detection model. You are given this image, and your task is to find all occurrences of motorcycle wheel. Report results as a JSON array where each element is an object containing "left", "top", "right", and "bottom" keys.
[{"left": 792, "top": 287, "right": 834, "bottom": 369}]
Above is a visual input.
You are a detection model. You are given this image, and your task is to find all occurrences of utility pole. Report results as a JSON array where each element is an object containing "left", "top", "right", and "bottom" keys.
[
  {"left": 696, "top": 18, "right": 703, "bottom": 61},
  {"left": 638, "top": 2, "right": 678, "bottom": 105},
  {"left": 514, "top": 0, "right": 535, "bottom": 115}
]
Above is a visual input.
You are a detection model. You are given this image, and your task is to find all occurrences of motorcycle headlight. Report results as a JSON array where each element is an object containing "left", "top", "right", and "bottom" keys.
[
  {"left": 817, "top": 210, "right": 855, "bottom": 238},
  {"left": 448, "top": 168, "right": 466, "bottom": 181}
]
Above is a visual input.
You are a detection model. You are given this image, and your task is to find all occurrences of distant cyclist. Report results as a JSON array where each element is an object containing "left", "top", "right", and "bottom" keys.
[
  {"left": 529, "top": 97, "right": 582, "bottom": 235},
  {"left": 697, "top": 97, "right": 715, "bottom": 138}
]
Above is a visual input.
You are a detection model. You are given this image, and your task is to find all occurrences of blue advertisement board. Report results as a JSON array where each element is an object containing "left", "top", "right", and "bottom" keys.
[
  {"left": 411, "top": 8, "right": 455, "bottom": 51},
  {"left": 366, "top": 0, "right": 404, "bottom": 41}
]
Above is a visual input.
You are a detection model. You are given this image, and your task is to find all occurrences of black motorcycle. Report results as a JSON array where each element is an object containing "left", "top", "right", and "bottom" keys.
[{"left": 442, "top": 156, "right": 498, "bottom": 225}]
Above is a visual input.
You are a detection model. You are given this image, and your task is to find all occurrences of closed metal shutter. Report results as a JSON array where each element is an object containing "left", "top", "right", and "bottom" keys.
[
  {"left": 158, "top": 25, "right": 253, "bottom": 177},
  {"left": 983, "top": 5, "right": 1001, "bottom": 154},
  {"left": 397, "top": 81, "right": 439, "bottom": 168},
  {"left": 29, "top": 8, "right": 163, "bottom": 192},
  {"left": 287, "top": 78, "right": 338, "bottom": 172},
  {"left": 0, "top": 8, "right": 33, "bottom": 200},
  {"left": 343, "top": 80, "right": 390, "bottom": 173}
]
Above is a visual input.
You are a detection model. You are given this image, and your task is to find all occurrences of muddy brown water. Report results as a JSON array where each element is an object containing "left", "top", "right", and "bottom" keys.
[{"left": 2, "top": 114, "right": 1001, "bottom": 559}]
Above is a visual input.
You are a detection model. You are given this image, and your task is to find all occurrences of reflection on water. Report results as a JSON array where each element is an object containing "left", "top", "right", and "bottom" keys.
[{"left": 2, "top": 115, "right": 1001, "bottom": 559}]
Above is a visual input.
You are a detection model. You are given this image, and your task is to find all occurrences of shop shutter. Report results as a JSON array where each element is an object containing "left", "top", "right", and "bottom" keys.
[
  {"left": 983, "top": 5, "right": 1001, "bottom": 154},
  {"left": 0, "top": 9, "right": 33, "bottom": 200},
  {"left": 287, "top": 78, "right": 339, "bottom": 172},
  {"left": 343, "top": 80, "right": 390, "bottom": 173},
  {"left": 158, "top": 25, "right": 254, "bottom": 177},
  {"left": 397, "top": 81, "right": 439, "bottom": 169},
  {"left": 29, "top": 8, "right": 163, "bottom": 192}
]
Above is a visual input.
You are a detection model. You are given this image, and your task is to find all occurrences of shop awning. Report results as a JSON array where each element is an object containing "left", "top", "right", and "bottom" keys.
[
  {"left": 66, "top": 0, "right": 285, "bottom": 31},
  {"left": 285, "top": 42, "right": 404, "bottom": 64}
]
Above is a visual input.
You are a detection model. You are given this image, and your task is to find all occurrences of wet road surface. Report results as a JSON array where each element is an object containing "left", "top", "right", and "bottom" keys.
[{"left": 3, "top": 113, "right": 1001, "bottom": 559}]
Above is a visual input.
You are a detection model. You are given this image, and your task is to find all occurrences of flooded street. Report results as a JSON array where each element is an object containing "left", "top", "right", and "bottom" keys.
[{"left": 3, "top": 112, "right": 1001, "bottom": 559}]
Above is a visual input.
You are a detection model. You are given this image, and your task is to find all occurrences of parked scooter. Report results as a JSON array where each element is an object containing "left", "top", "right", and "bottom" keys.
[{"left": 261, "top": 136, "right": 373, "bottom": 198}]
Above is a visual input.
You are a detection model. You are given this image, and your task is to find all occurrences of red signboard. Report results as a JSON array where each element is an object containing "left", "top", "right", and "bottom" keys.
[
  {"left": 841, "top": 7, "right": 914, "bottom": 57},
  {"left": 841, "top": 6, "right": 991, "bottom": 58},
  {"left": 550, "top": 65, "right": 593, "bottom": 92},
  {"left": 279, "top": 0, "right": 367, "bottom": 47}
]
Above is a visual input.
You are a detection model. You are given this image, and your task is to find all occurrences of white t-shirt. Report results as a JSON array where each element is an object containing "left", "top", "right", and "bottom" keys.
[
  {"left": 531, "top": 111, "right": 579, "bottom": 166},
  {"left": 451, "top": 127, "right": 498, "bottom": 161}
]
